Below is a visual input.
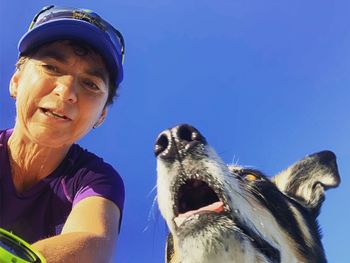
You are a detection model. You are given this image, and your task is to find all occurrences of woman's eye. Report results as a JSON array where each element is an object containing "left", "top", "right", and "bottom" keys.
[
  {"left": 83, "top": 80, "right": 100, "bottom": 92},
  {"left": 42, "top": 64, "right": 60, "bottom": 73}
]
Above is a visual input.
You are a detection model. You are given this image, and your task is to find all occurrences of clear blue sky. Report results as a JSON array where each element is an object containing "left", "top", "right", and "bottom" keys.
[{"left": 1, "top": 1, "right": 349, "bottom": 262}]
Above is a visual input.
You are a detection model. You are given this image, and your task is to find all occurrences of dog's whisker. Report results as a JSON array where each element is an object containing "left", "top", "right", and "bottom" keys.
[
  {"left": 155, "top": 124, "right": 340, "bottom": 263},
  {"left": 147, "top": 194, "right": 159, "bottom": 221},
  {"left": 147, "top": 184, "right": 158, "bottom": 197},
  {"left": 229, "top": 155, "right": 240, "bottom": 167},
  {"left": 143, "top": 195, "right": 164, "bottom": 234}
]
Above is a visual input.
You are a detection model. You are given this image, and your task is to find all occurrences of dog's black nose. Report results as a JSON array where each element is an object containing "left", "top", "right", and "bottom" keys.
[{"left": 154, "top": 124, "right": 207, "bottom": 159}]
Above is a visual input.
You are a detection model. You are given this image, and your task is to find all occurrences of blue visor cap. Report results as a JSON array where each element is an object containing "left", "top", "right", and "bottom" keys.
[{"left": 18, "top": 6, "right": 125, "bottom": 85}]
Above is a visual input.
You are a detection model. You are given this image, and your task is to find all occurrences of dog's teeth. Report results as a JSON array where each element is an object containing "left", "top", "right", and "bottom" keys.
[{"left": 174, "top": 216, "right": 186, "bottom": 227}]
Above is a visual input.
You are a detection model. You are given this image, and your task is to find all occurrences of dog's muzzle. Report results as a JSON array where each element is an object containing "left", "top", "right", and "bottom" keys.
[{"left": 154, "top": 124, "right": 207, "bottom": 160}]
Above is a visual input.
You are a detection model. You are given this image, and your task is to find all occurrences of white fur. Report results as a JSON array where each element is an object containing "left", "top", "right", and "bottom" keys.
[
  {"left": 157, "top": 143, "right": 309, "bottom": 262},
  {"left": 288, "top": 203, "right": 313, "bottom": 249}
]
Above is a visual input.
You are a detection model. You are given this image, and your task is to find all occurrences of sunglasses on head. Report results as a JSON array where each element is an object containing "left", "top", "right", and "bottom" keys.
[{"left": 29, "top": 5, "right": 125, "bottom": 64}]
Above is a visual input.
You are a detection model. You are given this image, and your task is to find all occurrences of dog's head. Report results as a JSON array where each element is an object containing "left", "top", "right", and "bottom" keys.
[{"left": 155, "top": 124, "right": 340, "bottom": 263}]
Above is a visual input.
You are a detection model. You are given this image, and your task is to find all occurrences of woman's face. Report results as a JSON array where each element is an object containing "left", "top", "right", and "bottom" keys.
[{"left": 10, "top": 41, "right": 110, "bottom": 148}]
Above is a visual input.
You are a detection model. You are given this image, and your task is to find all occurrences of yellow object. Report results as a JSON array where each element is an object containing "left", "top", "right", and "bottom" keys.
[{"left": 0, "top": 228, "right": 46, "bottom": 263}]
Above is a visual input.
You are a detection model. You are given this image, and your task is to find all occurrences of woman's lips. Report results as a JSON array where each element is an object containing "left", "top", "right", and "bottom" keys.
[{"left": 40, "top": 108, "right": 71, "bottom": 120}]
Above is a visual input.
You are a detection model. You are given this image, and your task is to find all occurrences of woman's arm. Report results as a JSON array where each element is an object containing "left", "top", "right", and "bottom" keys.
[{"left": 32, "top": 196, "right": 120, "bottom": 263}]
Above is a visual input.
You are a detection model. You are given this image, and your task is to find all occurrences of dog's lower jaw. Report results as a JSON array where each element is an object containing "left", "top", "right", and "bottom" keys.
[
  {"left": 165, "top": 194, "right": 309, "bottom": 263},
  {"left": 175, "top": 240, "right": 305, "bottom": 263},
  {"left": 174, "top": 234, "right": 271, "bottom": 263},
  {"left": 170, "top": 215, "right": 271, "bottom": 263}
]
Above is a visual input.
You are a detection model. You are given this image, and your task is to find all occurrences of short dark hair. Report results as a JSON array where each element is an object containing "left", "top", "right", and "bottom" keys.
[{"left": 16, "top": 40, "right": 119, "bottom": 106}]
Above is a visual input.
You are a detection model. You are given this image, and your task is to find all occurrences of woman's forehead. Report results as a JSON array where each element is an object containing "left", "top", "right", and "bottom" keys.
[
  {"left": 34, "top": 41, "right": 105, "bottom": 64},
  {"left": 32, "top": 41, "right": 110, "bottom": 82}
]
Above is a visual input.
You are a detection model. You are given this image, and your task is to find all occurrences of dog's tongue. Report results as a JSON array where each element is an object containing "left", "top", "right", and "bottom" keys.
[{"left": 174, "top": 201, "right": 224, "bottom": 227}]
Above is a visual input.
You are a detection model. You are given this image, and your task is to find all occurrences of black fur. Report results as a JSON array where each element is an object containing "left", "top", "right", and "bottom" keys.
[{"left": 155, "top": 124, "right": 340, "bottom": 263}]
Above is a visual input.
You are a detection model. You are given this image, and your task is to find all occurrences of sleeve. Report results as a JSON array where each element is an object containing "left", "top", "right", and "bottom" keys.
[{"left": 72, "top": 161, "right": 125, "bottom": 229}]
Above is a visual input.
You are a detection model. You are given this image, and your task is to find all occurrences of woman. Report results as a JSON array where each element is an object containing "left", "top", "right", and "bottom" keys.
[{"left": 0, "top": 5, "right": 125, "bottom": 263}]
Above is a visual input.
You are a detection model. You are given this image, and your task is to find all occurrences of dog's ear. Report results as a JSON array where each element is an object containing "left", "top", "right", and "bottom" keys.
[{"left": 272, "top": 150, "right": 340, "bottom": 216}]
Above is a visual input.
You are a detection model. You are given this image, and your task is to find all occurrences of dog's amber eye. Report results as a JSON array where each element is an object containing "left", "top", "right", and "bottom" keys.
[{"left": 243, "top": 174, "right": 258, "bottom": 182}]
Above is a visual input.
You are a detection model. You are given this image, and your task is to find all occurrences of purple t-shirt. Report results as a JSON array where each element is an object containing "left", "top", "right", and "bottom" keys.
[{"left": 0, "top": 129, "right": 125, "bottom": 243}]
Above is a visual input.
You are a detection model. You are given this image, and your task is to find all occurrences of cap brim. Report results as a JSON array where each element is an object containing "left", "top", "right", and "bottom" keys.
[{"left": 18, "top": 19, "right": 123, "bottom": 84}]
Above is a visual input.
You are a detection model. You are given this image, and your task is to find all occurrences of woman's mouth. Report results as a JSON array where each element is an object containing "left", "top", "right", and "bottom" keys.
[{"left": 40, "top": 108, "right": 71, "bottom": 120}]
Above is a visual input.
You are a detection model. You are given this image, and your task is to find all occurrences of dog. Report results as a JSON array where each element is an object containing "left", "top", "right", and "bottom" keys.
[{"left": 154, "top": 124, "right": 340, "bottom": 263}]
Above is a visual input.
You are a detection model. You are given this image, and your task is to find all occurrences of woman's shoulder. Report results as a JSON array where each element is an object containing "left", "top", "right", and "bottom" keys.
[
  {"left": 67, "top": 143, "right": 118, "bottom": 174},
  {"left": 0, "top": 128, "right": 13, "bottom": 143},
  {"left": 60, "top": 144, "right": 125, "bottom": 210},
  {"left": 60, "top": 144, "right": 123, "bottom": 189}
]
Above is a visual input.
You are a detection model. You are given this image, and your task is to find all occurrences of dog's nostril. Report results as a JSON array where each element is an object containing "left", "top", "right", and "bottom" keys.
[
  {"left": 154, "top": 134, "right": 169, "bottom": 156},
  {"left": 177, "top": 124, "right": 206, "bottom": 144},
  {"left": 178, "top": 125, "right": 193, "bottom": 142},
  {"left": 155, "top": 124, "right": 207, "bottom": 160}
]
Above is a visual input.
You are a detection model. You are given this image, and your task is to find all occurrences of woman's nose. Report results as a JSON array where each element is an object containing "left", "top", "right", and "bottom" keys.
[{"left": 53, "top": 76, "right": 78, "bottom": 103}]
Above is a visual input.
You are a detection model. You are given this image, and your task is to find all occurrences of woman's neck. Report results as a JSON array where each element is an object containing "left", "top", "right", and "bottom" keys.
[{"left": 7, "top": 129, "right": 70, "bottom": 192}]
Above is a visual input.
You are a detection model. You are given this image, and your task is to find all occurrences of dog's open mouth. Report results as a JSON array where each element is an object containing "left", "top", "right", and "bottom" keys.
[
  {"left": 172, "top": 178, "right": 280, "bottom": 261},
  {"left": 173, "top": 179, "right": 227, "bottom": 228}
]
